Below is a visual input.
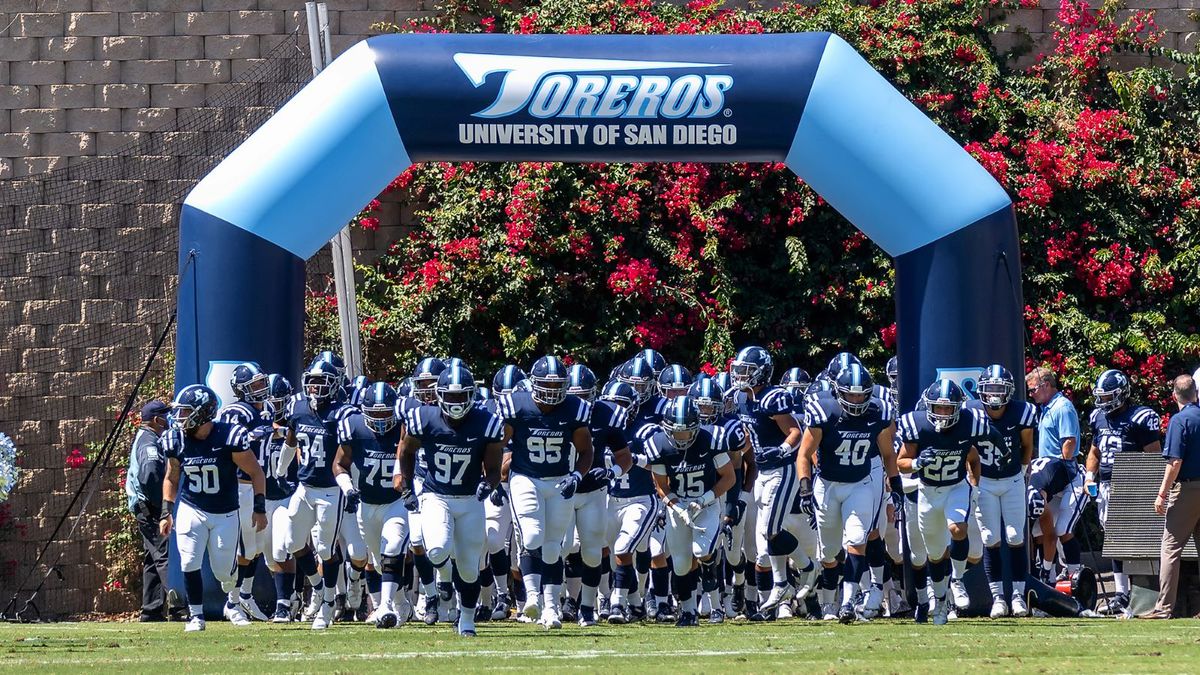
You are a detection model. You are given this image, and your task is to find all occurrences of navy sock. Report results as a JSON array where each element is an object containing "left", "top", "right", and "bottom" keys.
[
  {"left": 846, "top": 553, "right": 868, "bottom": 586},
  {"left": 452, "top": 566, "right": 481, "bottom": 609},
  {"left": 614, "top": 563, "right": 634, "bottom": 592},
  {"left": 295, "top": 550, "right": 318, "bottom": 579},
  {"left": 671, "top": 571, "right": 694, "bottom": 603},
  {"left": 950, "top": 537, "right": 969, "bottom": 563},
  {"left": 366, "top": 568, "right": 382, "bottom": 596},
  {"left": 414, "top": 553, "right": 435, "bottom": 586},
  {"left": 184, "top": 570, "right": 204, "bottom": 609},
  {"left": 866, "top": 538, "right": 886, "bottom": 568},
  {"left": 479, "top": 565, "right": 495, "bottom": 590},
  {"left": 984, "top": 546, "right": 1003, "bottom": 587},
  {"left": 755, "top": 568, "right": 773, "bottom": 591},
  {"left": 582, "top": 563, "right": 602, "bottom": 589},
  {"left": 1112, "top": 558, "right": 1123, "bottom": 574},
  {"left": 519, "top": 549, "right": 544, "bottom": 578},
  {"left": 543, "top": 559, "right": 565, "bottom": 586},
  {"left": 636, "top": 550, "right": 651, "bottom": 575},
  {"left": 491, "top": 549, "right": 511, "bottom": 579},
  {"left": 321, "top": 555, "right": 341, "bottom": 591},
  {"left": 651, "top": 567, "right": 670, "bottom": 599},
  {"left": 1009, "top": 543, "right": 1028, "bottom": 579},
  {"left": 913, "top": 566, "right": 928, "bottom": 592},
  {"left": 273, "top": 571, "right": 293, "bottom": 606},
  {"left": 700, "top": 561, "right": 719, "bottom": 593},
  {"left": 1062, "top": 538, "right": 1081, "bottom": 566},
  {"left": 819, "top": 566, "right": 839, "bottom": 590},
  {"left": 564, "top": 551, "right": 583, "bottom": 580}
]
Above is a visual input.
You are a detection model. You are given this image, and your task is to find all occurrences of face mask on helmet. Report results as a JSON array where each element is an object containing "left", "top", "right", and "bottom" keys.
[
  {"left": 694, "top": 397, "right": 721, "bottom": 424},
  {"left": 363, "top": 404, "right": 397, "bottom": 433},
  {"left": 236, "top": 375, "right": 269, "bottom": 403},
  {"left": 437, "top": 385, "right": 475, "bottom": 420},
  {"left": 302, "top": 371, "right": 338, "bottom": 407},
  {"left": 532, "top": 375, "right": 566, "bottom": 406},
  {"left": 171, "top": 386, "right": 217, "bottom": 434},
  {"left": 729, "top": 361, "right": 760, "bottom": 390},
  {"left": 837, "top": 387, "right": 871, "bottom": 416},
  {"left": 927, "top": 403, "right": 961, "bottom": 431},
  {"left": 977, "top": 378, "right": 1014, "bottom": 409},
  {"left": 663, "top": 398, "right": 701, "bottom": 450},
  {"left": 412, "top": 376, "right": 439, "bottom": 404}
]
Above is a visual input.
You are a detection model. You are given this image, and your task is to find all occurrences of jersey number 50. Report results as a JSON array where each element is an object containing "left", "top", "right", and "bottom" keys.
[{"left": 184, "top": 464, "right": 220, "bottom": 494}]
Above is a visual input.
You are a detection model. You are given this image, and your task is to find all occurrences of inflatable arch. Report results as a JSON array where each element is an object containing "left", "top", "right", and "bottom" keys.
[{"left": 177, "top": 32, "right": 1023, "bottom": 410}]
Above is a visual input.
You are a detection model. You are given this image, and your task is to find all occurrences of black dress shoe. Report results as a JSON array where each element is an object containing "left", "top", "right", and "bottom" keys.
[{"left": 138, "top": 613, "right": 166, "bottom": 622}]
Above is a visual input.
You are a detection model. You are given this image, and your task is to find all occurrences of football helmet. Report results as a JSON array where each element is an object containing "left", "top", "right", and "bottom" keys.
[
  {"left": 566, "top": 364, "right": 597, "bottom": 402},
  {"left": 599, "top": 380, "right": 638, "bottom": 413},
  {"left": 230, "top": 362, "right": 269, "bottom": 403},
  {"left": 311, "top": 350, "right": 346, "bottom": 378},
  {"left": 712, "top": 372, "right": 736, "bottom": 414},
  {"left": 302, "top": 360, "right": 342, "bottom": 408},
  {"left": 529, "top": 355, "right": 568, "bottom": 406},
  {"left": 396, "top": 377, "right": 412, "bottom": 399},
  {"left": 658, "top": 364, "right": 693, "bottom": 399},
  {"left": 348, "top": 375, "right": 371, "bottom": 407},
  {"left": 824, "top": 352, "right": 863, "bottom": 379},
  {"left": 476, "top": 385, "right": 492, "bottom": 403},
  {"left": 688, "top": 377, "right": 725, "bottom": 425},
  {"left": 730, "top": 346, "right": 773, "bottom": 390},
  {"left": 266, "top": 374, "right": 292, "bottom": 423},
  {"left": 835, "top": 363, "right": 874, "bottom": 416},
  {"left": 779, "top": 367, "right": 812, "bottom": 394},
  {"left": 171, "top": 384, "right": 219, "bottom": 432},
  {"left": 806, "top": 374, "right": 834, "bottom": 396},
  {"left": 885, "top": 356, "right": 899, "bottom": 388},
  {"left": 437, "top": 366, "right": 476, "bottom": 420},
  {"left": 632, "top": 348, "right": 667, "bottom": 378},
  {"left": 662, "top": 395, "right": 701, "bottom": 450},
  {"left": 977, "top": 364, "right": 1015, "bottom": 410},
  {"left": 1092, "top": 369, "right": 1130, "bottom": 413},
  {"left": 618, "top": 357, "right": 657, "bottom": 404},
  {"left": 411, "top": 357, "right": 446, "bottom": 405},
  {"left": 361, "top": 382, "right": 399, "bottom": 433},
  {"left": 492, "top": 365, "right": 528, "bottom": 396},
  {"left": 923, "top": 379, "right": 966, "bottom": 432}
]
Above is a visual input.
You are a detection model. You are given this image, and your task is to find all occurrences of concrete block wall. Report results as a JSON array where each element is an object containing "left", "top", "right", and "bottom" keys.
[{"left": 0, "top": 0, "right": 1196, "bottom": 616}]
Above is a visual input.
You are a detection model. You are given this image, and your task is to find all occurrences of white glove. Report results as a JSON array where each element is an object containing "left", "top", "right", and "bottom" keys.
[{"left": 670, "top": 502, "right": 694, "bottom": 528}]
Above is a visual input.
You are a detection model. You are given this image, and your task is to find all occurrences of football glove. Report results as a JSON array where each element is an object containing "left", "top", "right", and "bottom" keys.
[
  {"left": 555, "top": 471, "right": 582, "bottom": 499},
  {"left": 912, "top": 447, "right": 938, "bottom": 472},
  {"left": 399, "top": 485, "right": 419, "bottom": 512},
  {"left": 757, "top": 445, "right": 785, "bottom": 465},
  {"left": 793, "top": 476, "right": 816, "bottom": 516},
  {"left": 888, "top": 475, "right": 905, "bottom": 512},
  {"left": 343, "top": 489, "right": 360, "bottom": 514},
  {"left": 489, "top": 483, "right": 508, "bottom": 507},
  {"left": 1027, "top": 487, "right": 1046, "bottom": 518},
  {"left": 580, "top": 466, "right": 614, "bottom": 491},
  {"left": 475, "top": 479, "right": 494, "bottom": 502},
  {"left": 725, "top": 498, "right": 746, "bottom": 526}
]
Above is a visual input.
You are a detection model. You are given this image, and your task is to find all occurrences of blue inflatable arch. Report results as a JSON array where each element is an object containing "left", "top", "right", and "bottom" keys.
[{"left": 178, "top": 32, "right": 1022, "bottom": 410}]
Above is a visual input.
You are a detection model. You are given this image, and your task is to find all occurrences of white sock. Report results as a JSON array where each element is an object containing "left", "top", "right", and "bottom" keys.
[
  {"left": 707, "top": 590, "right": 721, "bottom": 611},
  {"left": 581, "top": 584, "right": 598, "bottom": 608},
  {"left": 682, "top": 596, "right": 697, "bottom": 614},
  {"left": 458, "top": 606, "right": 476, "bottom": 633},
  {"left": 1012, "top": 580, "right": 1025, "bottom": 598},
  {"left": 769, "top": 555, "right": 790, "bottom": 585},
  {"left": 523, "top": 574, "right": 541, "bottom": 604},
  {"left": 988, "top": 581, "right": 1003, "bottom": 599},
  {"left": 1114, "top": 572, "right": 1130, "bottom": 594},
  {"left": 566, "top": 576, "right": 582, "bottom": 602},
  {"left": 841, "top": 581, "right": 858, "bottom": 604},
  {"left": 931, "top": 577, "right": 949, "bottom": 600},
  {"left": 322, "top": 583, "right": 337, "bottom": 602},
  {"left": 381, "top": 581, "right": 398, "bottom": 609},
  {"left": 371, "top": 590, "right": 383, "bottom": 609},
  {"left": 612, "top": 587, "right": 629, "bottom": 606},
  {"left": 816, "top": 587, "right": 835, "bottom": 607},
  {"left": 543, "top": 584, "right": 561, "bottom": 611},
  {"left": 951, "top": 558, "right": 968, "bottom": 580},
  {"left": 189, "top": 603, "right": 204, "bottom": 618}
]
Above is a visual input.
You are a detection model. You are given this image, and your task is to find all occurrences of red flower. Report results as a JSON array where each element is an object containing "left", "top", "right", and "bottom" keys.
[
  {"left": 879, "top": 323, "right": 897, "bottom": 349},
  {"left": 607, "top": 258, "right": 659, "bottom": 298},
  {"left": 65, "top": 448, "right": 87, "bottom": 469}
]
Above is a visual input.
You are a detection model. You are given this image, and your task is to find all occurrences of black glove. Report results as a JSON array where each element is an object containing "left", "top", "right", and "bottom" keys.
[
  {"left": 344, "top": 489, "right": 360, "bottom": 514},
  {"left": 793, "top": 476, "right": 815, "bottom": 516},
  {"left": 580, "top": 466, "right": 613, "bottom": 491},
  {"left": 400, "top": 486, "right": 419, "bottom": 512},
  {"left": 555, "top": 471, "right": 582, "bottom": 499},
  {"left": 489, "top": 483, "right": 508, "bottom": 507},
  {"left": 475, "top": 479, "right": 494, "bottom": 502},
  {"left": 912, "top": 447, "right": 938, "bottom": 472},
  {"left": 724, "top": 498, "right": 746, "bottom": 526},
  {"left": 653, "top": 507, "right": 667, "bottom": 532},
  {"left": 888, "top": 475, "right": 905, "bottom": 512},
  {"left": 757, "top": 446, "right": 784, "bottom": 465}
]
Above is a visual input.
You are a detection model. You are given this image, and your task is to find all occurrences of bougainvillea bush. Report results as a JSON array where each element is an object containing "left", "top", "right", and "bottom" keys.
[{"left": 310, "top": 0, "right": 1200, "bottom": 415}]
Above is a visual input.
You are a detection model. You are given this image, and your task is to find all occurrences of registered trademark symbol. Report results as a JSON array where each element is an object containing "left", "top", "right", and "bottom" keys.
[{"left": 724, "top": 108, "right": 732, "bottom": 117}]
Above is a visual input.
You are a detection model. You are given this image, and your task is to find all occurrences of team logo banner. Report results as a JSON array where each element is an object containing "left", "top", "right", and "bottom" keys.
[{"left": 370, "top": 33, "right": 827, "bottom": 162}]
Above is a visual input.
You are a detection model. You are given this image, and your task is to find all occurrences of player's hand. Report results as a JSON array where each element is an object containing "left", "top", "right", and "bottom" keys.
[
  {"left": 556, "top": 471, "right": 582, "bottom": 499},
  {"left": 721, "top": 522, "right": 734, "bottom": 550},
  {"left": 757, "top": 446, "right": 783, "bottom": 464},
  {"left": 1027, "top": 487, "right": 1046, "bottom": 518},
  {"left": 653, "top": 508, "right": 667, "bottom": 532},
  {"left": 475, "top": 479, "right": 494, "bottom": 502},
  {"left": 158, "top": 514, "right": 172, "bottom": 537},
  {"left": 687, "top": 500, "right": 704, "bottom": 520},
  {"left": 399, "top": 486, "right": 419, "bottom": 512},
  {"left": 794, "top": 476, "right": 816, "bottom": 516},
  {"left": 252, "top": 512, "right": 267, "bottom": 532},
  {"left": 344, "top": 489, "right": 361, "bottom": 514},
  {"left": 1085, "top": 479, "right": 1099, "bottom": 499},
  {"left": 889, "top": 489, "right": 904, "bottom": 513},
  {"left": 489, "top": 483, "right": 508, "bottom": 507},
  {"left": 912, "top": 448, "right": 938, "bottom": 471},
  {"left": 670, "top": 503, "right": 694, "bottom": 528},
  {"left": 725, "top": 499, "right": 746, "bottom": 526},
  {"left": 248, "top": 425, "right": 271, "bottom": 442}
]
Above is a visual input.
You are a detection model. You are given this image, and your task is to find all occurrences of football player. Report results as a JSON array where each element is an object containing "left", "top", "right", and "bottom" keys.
[
  {"left": 261, "top": 374, "right": 301, "bottom": 622},
  {"left": 159, "top": 385, "right": 267, "bottom": 632},
  {"left": 658, "top": 364, "right": 694, "bottom": 399},
  {"left": 398, "top": 366, "right": 504, "bottom": 637},
  {"left": 480, "top": 364, "right": 528, "bottom": 620},
  {"left": 620, "top": 357, "right": 669, "bottom": 427},
  {"left": 730, "top": 346, "right": 806, "bottom": 617},
  {"left": 967, "top": 365, "right": 1036, "bottom": 618},
  {"left": 896, "top": 379, "right": 988, "bottom": 625},
  {"left": 1029, "top": 456, "right": 1088, "bottom": 584},
  {"left": 339, "top": 382, "right": 412, "bottom": 628},
  {"left": 216, "top": 362, "right": 276, "bottom": 623},
  {"left": 797, "top": 363, "right": 900, "bottom": 623},
  {"left": 404, "top": 357, "right": 447, "bottom": 624},
  {"left": 497, "top": 355, "right": 594, "bottom": 629},
  {"left": 275, "top": 359, "right": 363, "bottom": 630},
  {"left": 645, "top": 396, "right": 737, "bottom": 627},
  {"left": 1084, "top": 369, "right": 1161, "bottom": 614}
]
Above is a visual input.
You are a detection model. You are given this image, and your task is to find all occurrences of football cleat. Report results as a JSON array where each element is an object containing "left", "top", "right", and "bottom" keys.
[
  {"left": 821, "top": 603, "right": 839, "bottom": 621},
  {"left": 629, "top": 603, "right": 647, "bottom": 622},
  {"left": 861, "top": 583, "right": 884, "bottom": 620},
  {"left": 838, "top": 603, "right": 856, "bottom": 625},
  {"left": 424, "top": 595, "right": 440, "bottom": 626},
  {"left": 522, "top": 598, "right": 542, "bottom": 622},
  {"left": 950, "top": 579, "right": 971, "bottom": 611},
  {"left": 675, "top": 610, "right": 697, "bottom": 627},
  {"left": 475, "top": 604, "right": 492, "bottom": 622},
  {"left": 709, "top": 607, "right": 726, "bottom": 624},
  {"left": 914, "top": 600, "right": 929, "bottom": 624},
  {"left": 795, "top": 568, "right": 818, "bottom": 601},
  {"left": 776, "top": 602, "right": 793, "bottom": 619},
  {"left": 184, "top": 615, "right": 206, "bottom": 632},
  {"left": 302, "top": 591, "right": 323, "bottom": 622},
  {"left": 542, "top": 607, "right": 562, "bottom": 630},
  {"left": 578, "top": 605, "right": 597, "bottom": 627},
  {"left": 655, "top": 602, "right": 675, "bottom": 623},
  {"left": 758, "top": 583, "right": 796, "bottom": 614},
  {"left": 491, "top": 596, "right": 509, "bottom": 621},
  {"left": 312, "top": 600, "right": 334, "bottom": 630},
  {"left": 645, "top": 598, "right": 658, "bottom": 621},
  {"left": 990, "top": 596, "right": 1010, "bottom": 619},
  {"left": 1106, "top": 592, "right": 1131, "bottom": 616},
  {"left": 459, "top": 628, "right": 477, "bottom": 638},
  {"left": 375, "top": 610, "right": 398, "bottom": 629},
  {"left": 597, "top": 597, "right": 611, "bottom": 621},
  {"left": 223, "top": 602, "right": 251, "bottom": 627},
  {"left": 731, "top": 585, "right": 746, "bottom": 615},
  {"left": 607, "top": 604, "right": 627, "bottom": 625},
  {"left": 272, "top": 605, "right": 292, "bottom": 623},
  {"left": 1010, "top": 593, "right": 1029, "bottom": 618},
  {"left": 932, "top": 596, "right": 949, "bottom": 625},
  {"left": 239, "top": 595, "right": 270, "bottom": 622},
  {"left": 396, "top": 598, "right": 413, "bottom": 625},
  {"left": 561, "top": 597, "right": 579, "bottom": 623}
]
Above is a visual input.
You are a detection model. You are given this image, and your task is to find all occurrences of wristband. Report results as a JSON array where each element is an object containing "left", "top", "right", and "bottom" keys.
[
  {"left": 611, "top": 463, "right": 625, "bottom": 479},
  {"left": 889, "top": 475, "right": 903, "bottom": 494},
  {"left": 570, "top": 470, "right": 582, "bottom": 482},
  {"left": 700, "top": 490, "right": 716, "bottom": 507},
  {"left": 160, "top": 500, "right": 174, "bottom": 520},
  {"left": 335, "top": 472, "right": 355, "bottom": 495},
  {"left": 798, "top": 475, "right": 813, "bottom": 495},
  {"left": 635, "top": 454, "right": 650, "bottom": 468},
  {"left": 663, "top": 492, "right": 679, "bottom": 506},
  {"left": 1085, "top": 470, "right": 1096, "bottom": 483},
  {"left": 253, "top": 493, "right": 266, "bottom": 514}
]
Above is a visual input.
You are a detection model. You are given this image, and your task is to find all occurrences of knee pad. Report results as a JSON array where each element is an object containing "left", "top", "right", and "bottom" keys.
[
  {"left": 866, "top": 537, "right": 886, "bottom": 566},
  {"left": 564, "top": 551, "right": 583, "bottom": 579},
  {"left": 767, "top": 530, "right": 798, "bottom": 556},
  {"left": 381, "top": 554, "right": 405, "bottom": 575},
  {"left": 949, "top": 537, "right": 969, "bottom": 561}
]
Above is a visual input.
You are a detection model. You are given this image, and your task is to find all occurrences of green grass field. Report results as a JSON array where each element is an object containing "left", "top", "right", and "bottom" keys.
[{"left": 3, "top": 618, "right": 1199, "bottom": 673}]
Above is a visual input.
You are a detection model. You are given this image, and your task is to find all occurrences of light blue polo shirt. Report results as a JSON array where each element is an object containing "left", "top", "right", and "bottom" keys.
[{"left": 1038, "top": 391, "right": 1081, "bottom": 459}]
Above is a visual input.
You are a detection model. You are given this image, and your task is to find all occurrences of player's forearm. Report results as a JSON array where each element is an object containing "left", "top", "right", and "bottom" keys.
[
  {"left": 1085, "top": 446, "right": 1099, "bottom": 475},
  {"left": 1159, "top": 459, "right": 1182, "bottom": 497},
  {"left": 612, "top": 446, "right": 633, "bottom": 473},
  {"left": 713, "top": 467, "right": 735, "bottom": 499}
]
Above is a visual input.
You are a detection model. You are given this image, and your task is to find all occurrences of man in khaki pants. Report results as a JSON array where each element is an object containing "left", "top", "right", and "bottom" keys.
[{"left": 1141, "top": 375, "right": 1200, "bottom": 619}]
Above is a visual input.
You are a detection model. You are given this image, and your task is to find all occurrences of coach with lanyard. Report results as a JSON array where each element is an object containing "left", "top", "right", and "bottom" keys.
[
  {"left": 1141, "top": 375, "right": 1200, "bottom": 619},
  {"left": 1027, "top": 368, "right": 1080, "bottom": 461},
  {"left": 125, "top": 400, "right": 172, "bottom": 622}
]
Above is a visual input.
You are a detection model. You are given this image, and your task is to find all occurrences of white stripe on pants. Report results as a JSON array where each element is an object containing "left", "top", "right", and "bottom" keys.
[
  {"left": 175, "top": 501, "right": 239, "bottom": 591},
  {"left": 510, "top": 472, "right": 574, "bottom": 564},
  {"left": 607, "top": 494, "right": 658, "bottom": 556}
]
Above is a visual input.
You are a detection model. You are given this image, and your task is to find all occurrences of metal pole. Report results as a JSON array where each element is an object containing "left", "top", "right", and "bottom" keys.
[{"left": 306, "top": 2, "right": 363, "bottom": 378}]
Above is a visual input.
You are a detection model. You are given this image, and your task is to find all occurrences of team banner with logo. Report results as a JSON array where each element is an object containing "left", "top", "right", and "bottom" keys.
[{"left": 177, "top": 32, "right": 1023, "bottom": 410}]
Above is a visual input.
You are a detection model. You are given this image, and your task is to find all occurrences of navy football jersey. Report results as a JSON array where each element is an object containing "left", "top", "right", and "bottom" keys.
[
  {"left": 1089, "top": 405, "right": 1160, "bottom": 481},
  {"left": 218, "top": 401, "right": 275, "bottom": 482},
  {"left": 287, "top": 397, "right": 358, "bottom": 489},
  {"left": 718, "top": 413, "right": 750, "bottom": 454},
  {"left": 965, "top": 399, "right": 1037, "bottom": 480},
  {"left": 579, "top": 399, "right": 629, "bottom": 494},
  {"left": 405, "top": 405, "right": 504, "bottom": 497},
  {"left": 260, "top": 427, "right": 297, "bottom": 501},
  {"left": 497, "top": 391, "right": 591, "bottom": 479},
  {"left": 897, "top": 407, "right": 989, "bottom": 487},
  {"left": 631, "top": 395, "right": 669, "bottom": 429},
  {"left": 163, "top": 422, "right": 249, "bottom": 514},
  {"left": 733, "top": 386, "right": 794, "bottom": 470},
  {"left": 1029, "top": 456, "right": 1081, "bottom": 497},
  {"left": 349, "top": 422, "right": 402, "bottom": 505},
  {"left": 611, "top": 421, "right": 659, "bottom": 498},
  {"left": 804, "top": 392, "right": 891, "bottom": 483},
  {"left": 647, "top": 425, "right": 732, "bottom": 497},
  {"left": 397, "top": 396, "right": 428, "bottom": 479}
]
